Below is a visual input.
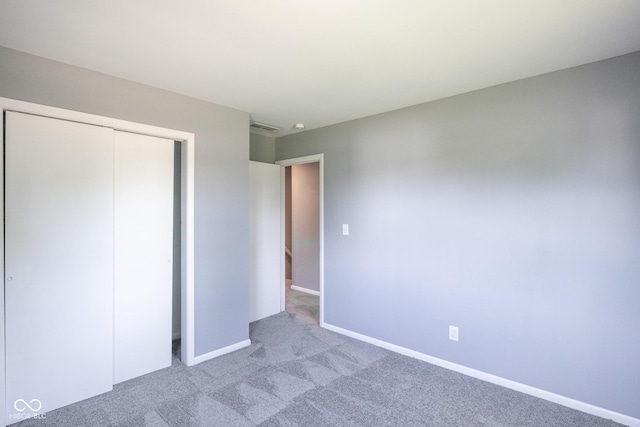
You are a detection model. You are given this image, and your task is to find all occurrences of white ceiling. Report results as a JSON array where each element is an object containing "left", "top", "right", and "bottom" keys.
[{"left": 1, "top": 1, "right": 639, "bottom": 137}]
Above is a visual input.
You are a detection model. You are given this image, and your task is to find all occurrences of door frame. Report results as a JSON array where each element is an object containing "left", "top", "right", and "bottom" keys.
[
  {"left": 1, "top": 98, "right": 197, "bottom": 423},
  {"left": 275, "top": 154, "right": 324, "bottom": 326}
]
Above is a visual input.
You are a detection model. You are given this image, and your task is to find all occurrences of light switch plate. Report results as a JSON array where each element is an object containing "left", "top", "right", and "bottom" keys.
[{"left": 342, "top": 224, "right": 349, "bottom": 235}]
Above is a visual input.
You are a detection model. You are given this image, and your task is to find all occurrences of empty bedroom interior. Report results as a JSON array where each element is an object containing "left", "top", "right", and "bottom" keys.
[
  {"left": 250, "top": 51, "right": 640, "bottom": 425},
  {"left": 1, "top": 1, "right": 640, "bottom": 426}
]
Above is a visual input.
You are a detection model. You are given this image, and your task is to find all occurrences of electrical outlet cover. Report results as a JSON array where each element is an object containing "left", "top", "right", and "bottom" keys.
[{"left": 449, "top": 325, "right": 459, "bottom": 341}]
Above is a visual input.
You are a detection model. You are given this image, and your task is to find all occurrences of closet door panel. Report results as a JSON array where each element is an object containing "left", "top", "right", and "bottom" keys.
[
  {"left": 113, "top": 131, "right": 174, "bottom": 384},
  {"left": 5, "top": 112, "right": 114, "bottom": 422}
]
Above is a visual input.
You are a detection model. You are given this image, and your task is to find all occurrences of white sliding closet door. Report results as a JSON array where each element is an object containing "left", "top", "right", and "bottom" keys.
[
  {"left": 5, "top": 112, "right": 114, "bottom": 422},
  {"left": 113, "top": 131, "right": 174, "bottom": 384},
  {"left": 249, "top": 161, "right": 282, "bottom": 322}
]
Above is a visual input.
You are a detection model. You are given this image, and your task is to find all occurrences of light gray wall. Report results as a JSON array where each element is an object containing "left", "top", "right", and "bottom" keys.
[
  {"left": 250, "top": 133, "right": 276, "bottom": 163},
  {"left": 276, "top": 52, "right": 640, "bottom": 418},
  {"left": 0, "top": 46, "right": 250, "bottom": 357},
  {"left": 291, "top": 163, "right": 320, "bottom": 292}
]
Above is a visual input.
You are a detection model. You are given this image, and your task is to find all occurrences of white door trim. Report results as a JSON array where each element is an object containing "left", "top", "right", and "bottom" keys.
[
  {"left": 275, "top": 154, "right": 324, "bottom": 326},
  {"left": 0, "top": 97, "right": 198, "bottom": 422}
]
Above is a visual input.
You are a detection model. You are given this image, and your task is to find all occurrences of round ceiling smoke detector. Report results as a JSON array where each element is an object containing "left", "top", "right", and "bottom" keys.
[{"left": 293, "top": 123, "right": 305, "bottom": 130}]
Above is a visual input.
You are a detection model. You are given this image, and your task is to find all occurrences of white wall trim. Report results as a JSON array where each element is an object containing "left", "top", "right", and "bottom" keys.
[
  {"left": 192, "top": 339, "right": 251, "bottom": 365},
  {"left": 277, "top": 154, "right": 323, "bottom": 167},
  {"left": 322, "top": 322, "right": 639, "bottom": 427},
  {"left": 276, "top": 154, "right": 324, "bottom": 325},
  {"left": 180, "top": 134, "right": 196, "bottom": 367},
  {"left": 291, "top": 285, "right": 320, "bottom": 296},
  {"left": 279, "top": 168, "right": 286, "bottom": 313},
  {"left": 0, "top": 101, "right": 5, "bottom": 426},
  {"left": 0, "top": 97, "right": 197, "bottom": 372}
]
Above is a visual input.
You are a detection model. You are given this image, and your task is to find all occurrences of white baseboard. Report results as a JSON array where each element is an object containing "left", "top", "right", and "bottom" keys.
[
  {"left": 322, "top": 322, "right": 639, "bottom": 427},
  {"left": 192, "top": 339, "right": 251, "bottom": 365},
  {"left": 291, "top": 285, "right": 320, "bottom": 296}
]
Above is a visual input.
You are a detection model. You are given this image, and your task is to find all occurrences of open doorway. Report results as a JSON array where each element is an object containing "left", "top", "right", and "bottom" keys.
[{"left": 277, "top": 154, "right": 324, "bottom": 326}]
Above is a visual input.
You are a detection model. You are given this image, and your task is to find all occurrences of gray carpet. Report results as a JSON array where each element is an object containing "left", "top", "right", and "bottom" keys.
[
  {"left": 284, "top": 283, "right": 319, "bottom": 323},
  {"left": 13, "top": 292, "right": 624, "bottom": 426}
]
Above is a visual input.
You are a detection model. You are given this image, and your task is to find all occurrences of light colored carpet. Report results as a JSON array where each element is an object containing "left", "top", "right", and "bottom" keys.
[
  {"left": 12, "top": 294, "right": 624, "bottom": 426},
  {"left": 285, "top": 282, "right": 319, "bottom": 324}
]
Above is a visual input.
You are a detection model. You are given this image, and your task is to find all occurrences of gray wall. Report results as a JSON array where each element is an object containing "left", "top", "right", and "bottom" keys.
[
  {"left": 276, "top": 52, "right": 640, "bottom": 418},
  {"left": 0, "top": 46, "right": 250, "bottom": 357},
  {"left": 250, "top": 133, "right": 276, "bottom": 163},
  {"left": 291, "top": 163, "right": 320, "bottom": 292},
  {"left": 173, "top": 142, "right": 182, "bottom": 339}
]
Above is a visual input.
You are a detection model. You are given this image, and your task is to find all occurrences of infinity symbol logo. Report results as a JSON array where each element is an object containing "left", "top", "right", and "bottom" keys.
[{"left": 14, "top": 399, "right": 42, "bottom": 412}]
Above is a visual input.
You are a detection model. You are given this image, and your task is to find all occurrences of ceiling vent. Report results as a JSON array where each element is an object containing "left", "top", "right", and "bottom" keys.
[{"left": 250, "top": 122, "right": 281, "bottom": 132}]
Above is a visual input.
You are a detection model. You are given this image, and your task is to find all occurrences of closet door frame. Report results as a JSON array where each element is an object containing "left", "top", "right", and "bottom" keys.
[{"left": 0, "top": 98, "right": 197, "bottom": 424}]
